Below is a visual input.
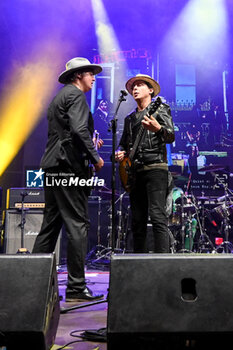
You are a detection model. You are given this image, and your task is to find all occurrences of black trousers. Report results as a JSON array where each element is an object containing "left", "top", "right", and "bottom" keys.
[
  {"left": 32, "top": 171, "right": 89, "bottom": 292},
  {"left": 129, "top": 169, "right": 169, "bottom": 253}
]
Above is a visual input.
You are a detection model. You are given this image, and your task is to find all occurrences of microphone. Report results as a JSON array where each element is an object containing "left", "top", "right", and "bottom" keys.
[
  {"left": 120, "top": 89, "right": 128, "bottom": 96},
  {"left": 20, "top": 191, "right": 28, "bottom": 197}
]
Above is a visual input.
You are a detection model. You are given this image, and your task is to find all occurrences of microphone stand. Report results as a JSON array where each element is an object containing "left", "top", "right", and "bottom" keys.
[
  {"left": 87, "top": 90, "right": 127, "bottom": 267},
  {"left": 108, "top": 90, "right": 127, "bottom": 252},
  {"left": 60, "top": 297, "right": 108, "bottom": 313},
  {"left": 17, "top": 191, "right": 30, "bottom": 254},
  {"left": 213, "top": 173, "right": 233, "bottom": 253}
]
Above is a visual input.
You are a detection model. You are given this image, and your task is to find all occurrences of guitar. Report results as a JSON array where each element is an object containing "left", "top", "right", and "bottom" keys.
[
  {"left": 89, "top": 130, "right": 100, "bottom": 178},
  {"left": 93, "top": 129, "right": 100, "bottom": 151},
  {"left": 119, "top": 97, "right": 162, "bottom": 192}
]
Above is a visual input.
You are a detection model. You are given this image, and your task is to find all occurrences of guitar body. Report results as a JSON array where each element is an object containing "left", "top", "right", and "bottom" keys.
[{"left": 119, "top": 157, "right": 134, "bottom": 192}]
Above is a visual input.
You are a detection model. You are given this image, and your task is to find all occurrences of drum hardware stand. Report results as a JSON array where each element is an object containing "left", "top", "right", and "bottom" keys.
[
  {"left": 219, "top": 205, "right": 233, "bottom": 253},
  {"left": 191, "top": 193, "right": 215, "bottom": 253},
  {"left": 185, "top": 173, "right": 196, "bottom": 252},
  {"left": 105, "top": 197, "right": 123, "bottom": 254},
  {"left": 85, "top": 195, "right": 112, "bottom": 268},
  {"left": 177, "top": 193, "right": 192, "bottom": 253},
  {"left": 95, "top": 196, "right": 106, "bottom": 254},
  {"left": 186, "top": 211, "right": 194, "bottom": 252},
  {"left": 168, "top": 227, "right": 176, "bottom": 254},
  {"left": 122, "top": 204, "right": 131, "bottom": 253},
  {"left": 184, "top": 193, "right": 199, "bottom": 252},
  {"left": 213, "top": 174, "right": 233, "bottom": 253},
  {"left": 88, "top": 194, "right": 124, "bottom": 266},
  {"left": 115, "top": 191, "right": 128, "bottom": 251},
  {"left": 17, "top": 191, "right": 30, "bottom": 254},
  {"left": 85, "top": 196, "right": 107, "bottom": 265}
]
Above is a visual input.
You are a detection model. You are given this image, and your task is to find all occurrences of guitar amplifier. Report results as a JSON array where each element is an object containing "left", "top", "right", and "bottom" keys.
[
  {"left": 3, "top": 209, "right": 61, "bottom": 264},
  {"left": 6, "top": 188, "right": 45, "bottom": 209}
]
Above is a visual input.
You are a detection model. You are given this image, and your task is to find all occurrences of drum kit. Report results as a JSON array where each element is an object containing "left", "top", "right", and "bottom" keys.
[
  {"left": 86, "top": 164, "right": 233, "bottom": 264},
  {"left": 170, "top": 164, "right": 233, "bottom": 254}
]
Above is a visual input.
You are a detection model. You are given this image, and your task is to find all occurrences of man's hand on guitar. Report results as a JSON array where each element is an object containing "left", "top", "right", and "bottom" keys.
[
  {"left": 93, "top": 130, "right": 104, "bottom": 150},
  {"left": 93, "top": 137, "right": 104, "bottom": 149},
  {"left": 94, "top": 157, "right": 104, "bottom": 172},
  {"left": 115, "top": 151, "right": 125, "bottom": 162},
  {"left": 142, "top": 115, "right": 161, "bottom": 133},
  {"left": 97, "top": 139, "right": 104, "bottom": 149}
]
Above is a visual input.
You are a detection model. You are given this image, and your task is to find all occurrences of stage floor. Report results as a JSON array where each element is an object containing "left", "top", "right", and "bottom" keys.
[{"left": 53, "top": 265, "right": 109, "bottom": 350}]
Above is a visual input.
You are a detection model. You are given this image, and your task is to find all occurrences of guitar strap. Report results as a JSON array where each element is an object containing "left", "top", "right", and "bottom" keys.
[
  {"left": 129, "top": 108, "right": 150, "bottom": 161},
  {"left": 129, "top": 116, "right": 133, "bottom": 150}
]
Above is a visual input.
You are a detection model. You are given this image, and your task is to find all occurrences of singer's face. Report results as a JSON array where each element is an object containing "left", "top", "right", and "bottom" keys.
[
  {"left": 80, "top": 71, "right": 95, "bottom": 92},
  {"left": 132, "top": 81, "right": 153, "bottom": 101}
]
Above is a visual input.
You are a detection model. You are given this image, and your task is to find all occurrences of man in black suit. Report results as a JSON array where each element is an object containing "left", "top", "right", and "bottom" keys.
[{"left": 32, "top": 57, "right": 104, "bottom": 302}]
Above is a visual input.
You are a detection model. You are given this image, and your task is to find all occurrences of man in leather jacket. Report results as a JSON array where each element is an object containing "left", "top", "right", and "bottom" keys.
[
  {"left": 116, "top": 74, "right": 175, "bottom": 253},
  {"left": 32, "top": 57, "right": 104, "bottom": 301}
]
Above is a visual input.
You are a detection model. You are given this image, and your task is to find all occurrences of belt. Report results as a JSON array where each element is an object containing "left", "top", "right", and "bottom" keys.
[{"left": 137, "top": 162, "right": 168, "bottom": 172}]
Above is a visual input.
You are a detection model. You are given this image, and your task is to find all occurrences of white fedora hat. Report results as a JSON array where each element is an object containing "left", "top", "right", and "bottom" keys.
[
  {"left": 126, "top": 74, "right": 160, "bottom": 96},
  {"left": 58, "top": 57, "right": 102, "bottom": 84}
]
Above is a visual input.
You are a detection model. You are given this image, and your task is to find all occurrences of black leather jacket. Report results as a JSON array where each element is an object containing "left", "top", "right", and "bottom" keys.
[{"left": 119, "top": 102, "right": 175, "bottom": 165}]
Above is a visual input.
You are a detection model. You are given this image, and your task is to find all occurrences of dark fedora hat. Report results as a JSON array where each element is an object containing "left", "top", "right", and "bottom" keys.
[{"left": 58, "top": 57, "right": 102, "bottom": 84}]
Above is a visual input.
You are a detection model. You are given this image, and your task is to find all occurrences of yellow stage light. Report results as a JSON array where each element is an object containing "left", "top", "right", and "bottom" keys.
[{"left": 0, "top": 44, "right": 64, "bottom": 176}]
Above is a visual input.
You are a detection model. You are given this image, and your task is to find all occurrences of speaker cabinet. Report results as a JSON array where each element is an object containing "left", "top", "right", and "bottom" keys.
[
  {"left": 4, "top": 210, "right": 61, "bottom": 264},
  {"left": 107, "top": 254, "right": 233, "bottom": 349},
  {"left": 0, "top": 253, "right": 60, "bottom": 350}
]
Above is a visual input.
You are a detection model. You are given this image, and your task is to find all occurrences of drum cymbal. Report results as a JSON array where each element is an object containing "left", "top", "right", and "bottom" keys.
[
  {"left": 196, "top": 196, "right": 210, "bottom": 201},
  {"left": 92, "top": 188, "right": 119, "bottom": 199},
  {"left": 199, "top": 164, "right": 225, "bottom": 172}
]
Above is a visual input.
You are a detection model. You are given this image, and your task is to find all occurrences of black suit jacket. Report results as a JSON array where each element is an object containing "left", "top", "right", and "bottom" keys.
[{"left": 41, "top": 84, "right": 100, "bottom": 172}]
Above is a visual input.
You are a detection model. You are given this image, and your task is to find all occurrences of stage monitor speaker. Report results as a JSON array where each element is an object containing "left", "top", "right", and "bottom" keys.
[
  {"left": 4, "top": 209, "right": 61, "bottom": 264},
  {"left": 0, "top": 253, "right": 60, "bottom": 350},
  {"left": 107, "top": 254, "right": 233, "bottom": 349}
]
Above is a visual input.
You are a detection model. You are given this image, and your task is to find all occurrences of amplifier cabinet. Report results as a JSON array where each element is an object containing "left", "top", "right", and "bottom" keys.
[{"left": 4, "top": 209, "right": 60, "bottom": 264}]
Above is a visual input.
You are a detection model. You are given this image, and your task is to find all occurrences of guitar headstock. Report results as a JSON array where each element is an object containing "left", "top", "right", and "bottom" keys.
[{"left": 147, "top": 97, "right": 162, "bottom": 116}]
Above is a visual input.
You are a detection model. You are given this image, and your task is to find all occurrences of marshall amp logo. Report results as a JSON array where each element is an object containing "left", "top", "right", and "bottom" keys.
[
  {"left": 25, "top": 230, "right": 39, "bottom": 236},
  {"left": 26, "top": 169, "right": 45, "bottom": 187}
]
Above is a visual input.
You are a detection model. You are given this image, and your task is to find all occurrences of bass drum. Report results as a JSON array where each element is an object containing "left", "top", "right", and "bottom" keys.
[{"left": 168, "top": 187, "right": 184, "bottom": 227}]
